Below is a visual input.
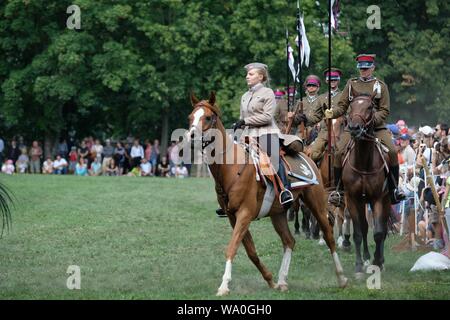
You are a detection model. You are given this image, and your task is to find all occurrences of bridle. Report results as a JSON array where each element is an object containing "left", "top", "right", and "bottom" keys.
[{"left": 348, "top": 95, "right": 376, "bottom": 141}]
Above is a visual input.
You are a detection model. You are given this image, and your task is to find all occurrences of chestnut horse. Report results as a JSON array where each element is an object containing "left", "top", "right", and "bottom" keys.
[
  {"left": 186, "top": 92, "right": 347, "bottom": 296},
  {"left": 343, "top": 92, "right": 390, "bottom": 277}
]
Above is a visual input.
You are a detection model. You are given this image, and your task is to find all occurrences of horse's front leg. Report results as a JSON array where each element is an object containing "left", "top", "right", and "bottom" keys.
[
  {"left": 217, "top": 208, "right": 252, "bottom": 296},
  {"left": 371, "top": 198, "right": 389, "bottom": 270}
]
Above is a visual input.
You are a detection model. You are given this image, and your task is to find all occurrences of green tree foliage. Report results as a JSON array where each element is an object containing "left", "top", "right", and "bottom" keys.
[{"left": 0, "top": 0, "right": 447, "bottom": 153}]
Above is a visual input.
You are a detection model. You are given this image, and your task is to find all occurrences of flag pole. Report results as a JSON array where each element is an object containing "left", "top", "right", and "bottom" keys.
[
  {"left": 296, "top": 0, "right": 304, "bottom": 139},
  {"left": 286, "top": 28, "right": 291, "bottom": 113},
  {"left": 327, "top": 0, "right": 333, "bottom": 185}
]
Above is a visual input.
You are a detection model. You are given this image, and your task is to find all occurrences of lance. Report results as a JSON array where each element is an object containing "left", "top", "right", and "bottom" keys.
[
  {"left": 421, "top": 157, "right": 450, "bottom": 241},
  {"left": 327, "top": 0, "right": 333, "bottom": 186},
  {"left": 285, "top": 0, "right": 304, "bottom": 136},
  {"left": 286, "top": 28, "right": 291, "bottom": 114}
]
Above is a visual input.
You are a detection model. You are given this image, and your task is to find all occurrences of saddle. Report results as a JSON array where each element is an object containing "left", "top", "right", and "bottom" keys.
[{"left": 246, "top": 139, "right": 319, "bottom": 194}]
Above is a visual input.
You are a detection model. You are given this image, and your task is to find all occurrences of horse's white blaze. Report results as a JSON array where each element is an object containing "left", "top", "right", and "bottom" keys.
[
  {"left": 277, "top": 248, "right": 292, "bottom": 286},
  {"left": 218, "top": 260, "right": 232, "bottom": 293},
  {"left": 191, "top": 108, "right": 205, "bottom": 128}
]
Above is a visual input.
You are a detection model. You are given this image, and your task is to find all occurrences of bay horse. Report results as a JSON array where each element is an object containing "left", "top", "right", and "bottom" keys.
[
  {"left": 186, "top": 92, "right": 347, "bottom": 296},
  {"left": 343, "top": 91, "right": 390, "bottom": 277}
]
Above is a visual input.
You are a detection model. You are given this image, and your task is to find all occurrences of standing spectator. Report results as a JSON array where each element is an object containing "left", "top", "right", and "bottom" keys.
[
  {"left": 75, "top": 158, "right": 88, "bottom": 176},
  {"left": 105, "top": 158, "right": 119, "bottom": 176},
  {"left": 0, "top": 137, "right": 4, "bottom": 166},
  {"left": 42, "top": 157, "right": 54, "bottom": 174},
  {"left": 16, "top": 148, "right": 30, "bottom": 173},
  {"left": 91, "top": 139, "right": 103, "bottom": 164},
  {"left": 130, "top": 139, "right": 144, "bottom": 168},
  {"left": 167, "top": 141, "right": 176, "bottom": 167},
  {"left": 1, "top": 160, "right": 14, "bottom": 175},
  {"left": 169, "top": 142, "right": 180, "bottom": 176},
  {"left": 150, "top": 139, "right": 160, "bottom": 175},
  {"left": 53, "top": 155, "right": 68, "bottom": 175},
  {"left": 102, "top": 139, "right": 115, "bottom": 174},
  {"left": 17, "top": 136, "right": 26, "bottom": 151},
  {"left": 7, "top": 140, "right": 21, "bottom": 164},
  {"left": 57, "top": 138, "right": 69, "bottom": 158},
  {"left": 144, "top": 139, "right": 152, "bottom": 161},
  {"left": 88, "top": 158, "right": 102, "bottom": 176},
  {"left": 398, "top": 134, "right": 416, "bottom": 173},
  {"left": 140, "top": 158, "right": 152, "bottom": 176},
  {"left": 68, "top": 146, "right": 78, "bottom": 174},
  {"left": 29, "top": 141, "right": 43, "bottom": 173},
  {"left": 114, "top": 141, "right": 126, "bottom": 175}
]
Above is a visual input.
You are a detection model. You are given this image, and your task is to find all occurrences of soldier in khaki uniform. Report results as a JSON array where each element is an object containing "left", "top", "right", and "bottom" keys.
[
  {"left": 324, "top": 54, "right": 405, "bottom": 204},
  {"left": 273, "top": 89, "right": 289, "bottom": 133},
  {"left": 292, "top": 75, "right": 321, "bottom": 144},
  {"left": 289, "top": 68, "right": 343, "bottom": 163}
]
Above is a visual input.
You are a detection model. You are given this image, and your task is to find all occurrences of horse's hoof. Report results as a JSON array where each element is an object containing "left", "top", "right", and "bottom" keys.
[
  {"left": 216, "top": 288, "right": 230, "bottom": 296},
  {"left": 275, "top": 283, "right": 289, "bottom": 292},
  {"left": 268, "top": 280, "right": 276, "bottom": 289},
  {"left": 338, "top": 276, "right": 348, "bottom": 288},
  {"left": 355, "top": 272, "right": 365, "bottom": 280}
]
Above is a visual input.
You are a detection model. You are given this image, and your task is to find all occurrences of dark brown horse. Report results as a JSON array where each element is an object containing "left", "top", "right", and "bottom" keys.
[
  {"left": 187, "top": 92, "right": 347, "bottom": 295},
  {"left": 343, "top": 92, "right": 390, "bottom": 277}
]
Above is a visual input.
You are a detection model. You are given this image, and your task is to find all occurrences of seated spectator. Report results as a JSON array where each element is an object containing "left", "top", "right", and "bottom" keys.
[
  {"left": 127, "top": 166, "right": 141, "bottom": 177},
  {"left": 68, "top": 146, "right": 78, "bottom": 174},
  {"left": 1, "top": 160, "right": 15, "bottom": 175},
  {"left": 105, "top": 158, "right": 119, "bottom": 176},
  {"left": 140, "top": 158, "right": 152, "bottom": 176},
  {"left": 75, "top": 158, "right": 88, "bottom": 176},
  {"left": 89, "top": 158, "right": 102, "bottom": 176},
  {"left": 42, "top": 157, "right": 54, "bottom": 174},
  {"left": 114, "top": 141, "right": 126, "bottom": 176},
  {"left": 16, "top": 149, "right": 29, "bottom": 173},
  {"left": 53, "top": 155, "right": 68, "bottom": 174},
  {"left": 175, "top": 163, "right": 189, "bottom": 178},
  {"left": 130, "top": 139, "right": 144, "bottom": 169},
  {"left": 157, "top": 156, "right": 170, "bottom": 177}
]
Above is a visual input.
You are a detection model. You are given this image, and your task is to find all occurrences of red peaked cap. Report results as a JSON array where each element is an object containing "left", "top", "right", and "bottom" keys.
[
  {"left": 304, "top": 75, "right": 321, "bottom": 87},
  {"left": 323, "top": 67, "right": 342, "bottom": 81},
  {"left": 356, "top": 54, "right": 376, "bottom": 68}
]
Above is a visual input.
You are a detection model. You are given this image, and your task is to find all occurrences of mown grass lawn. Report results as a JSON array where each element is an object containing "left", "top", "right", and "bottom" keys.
[{"left": 0, "top": 174, "right": 448, "bottom": 300}]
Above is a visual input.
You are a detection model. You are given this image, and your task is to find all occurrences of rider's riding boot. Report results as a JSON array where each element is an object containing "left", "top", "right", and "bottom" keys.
[
  {"left": 216, "top": 207, "right": 227, "bottom": 217},
  {"left": 389, "top": 165, "right": 406, "bottom": 204},
  {"left": 278, "top": 160, "right": 294, "bottom": 210},
  {"left": 329, "top": 167, "right": 344, "bottom": 207}
]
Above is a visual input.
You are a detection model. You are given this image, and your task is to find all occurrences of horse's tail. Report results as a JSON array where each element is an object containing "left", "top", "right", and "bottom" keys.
[{"left": 0, "top": 181, "right": 14, "bottom": 237}]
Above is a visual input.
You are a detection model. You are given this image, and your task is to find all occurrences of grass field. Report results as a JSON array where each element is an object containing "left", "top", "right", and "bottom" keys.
[{"left": 0, "top": 174, "right": 449, "bottom": 300}]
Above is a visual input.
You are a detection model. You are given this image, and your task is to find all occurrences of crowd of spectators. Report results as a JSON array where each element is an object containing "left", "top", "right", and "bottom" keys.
[
  {"left": 0, "top": 136, "right": 190, "bottom": 178},
  {"left": 386, "top": 120, "right": 450, "bottom": 254}
]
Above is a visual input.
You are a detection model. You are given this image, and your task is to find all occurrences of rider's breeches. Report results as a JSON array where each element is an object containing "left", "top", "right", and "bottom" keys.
[
  {"left": 258, "top": 134, "right": 289, "bottom": 188},
  {"left": 310, "top": 130, "right": 328, "bottom": 163}
]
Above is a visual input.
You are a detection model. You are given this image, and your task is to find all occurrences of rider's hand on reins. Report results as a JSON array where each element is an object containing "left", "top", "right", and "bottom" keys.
[
  {"left": 232, "top": 119, "right": 245, "bottom": 132},
  {"left": 325, "top": 109, "right": 334, "bottom": 119}
]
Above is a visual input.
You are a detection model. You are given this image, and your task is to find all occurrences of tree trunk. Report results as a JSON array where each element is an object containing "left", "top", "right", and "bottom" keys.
[{"left": 160, "top": 106, "right": 169, "bottom": 159}]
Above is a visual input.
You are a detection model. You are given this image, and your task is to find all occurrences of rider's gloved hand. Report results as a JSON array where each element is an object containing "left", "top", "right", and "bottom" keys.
[{"left": 232, "top": 119, "right": 245, "bottom": 131}]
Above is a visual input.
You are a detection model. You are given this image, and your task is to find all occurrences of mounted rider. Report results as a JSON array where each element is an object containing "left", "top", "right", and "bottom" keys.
[{"left": 324, "top": 54, "right": 406, "bottom": 204}]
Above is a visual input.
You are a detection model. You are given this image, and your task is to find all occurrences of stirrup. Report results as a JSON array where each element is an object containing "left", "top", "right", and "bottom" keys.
[
  {"left": 328, "top": 190, "right": 344, "bottom": 207},
  {"left": 279, "top": 189, "right": 294, "bottom": 206},
  {"left": 215, "top": 208, "right": 227, "bottom": 217}
]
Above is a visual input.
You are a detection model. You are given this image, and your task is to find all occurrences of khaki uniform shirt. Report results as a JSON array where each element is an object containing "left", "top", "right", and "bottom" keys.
[
  {"left": 240, "top": 83, "right": 280, "bottom": 137},
  {"left": 274, "top": 98, "right": 289, "bottom": 134},
  {"left": 293, "top": 94, "right": 320, "bottom": 137},
  {"left": 332, "top": 77, "right": 390, "bottom": 130},
  {"left": 304, "top": 89, "right": 342, "bottom": 130}
]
